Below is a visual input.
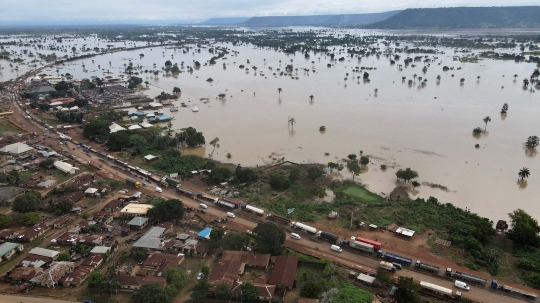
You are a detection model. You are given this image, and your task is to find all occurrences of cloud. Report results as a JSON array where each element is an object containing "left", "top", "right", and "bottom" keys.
[{"left": 0, "top": 0, "right": 538, "bottom": 24}]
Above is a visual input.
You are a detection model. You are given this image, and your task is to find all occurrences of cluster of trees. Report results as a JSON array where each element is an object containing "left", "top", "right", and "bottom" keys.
[
  {"left": 127, "top": 76, "right": 143, "bottom": 89},
  {"left": 207, "top": 164, "right": 259, "bottom": 185},
  {"left": 395, "top": 167, "right": 419, "bottom": 182},
  {"left": 55, "top": 111, "right": 84, "bottom": 124},
  {"left": 147, "top": 199, "right": 184, "bottom": 223},
  {"left": 132, "top": 268, "right": 187, "bottom": 303},
  {"left": 12, "top": 191, "right": 42, "bottom": 213},
  {"left": 83, "top": 110, "right": 125, "bottom": 141},
  {"left": 88, "top": 272, "right": 120, "bottom": 296},
  {"left": 269, "top": 168, "right": 300, "bottom": 190},
  {"left": 0, "top": 170, "right": 21, "bottom": 185}
]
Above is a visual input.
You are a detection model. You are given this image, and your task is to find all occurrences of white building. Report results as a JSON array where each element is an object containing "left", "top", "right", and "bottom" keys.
[
  {"left": 109, "top": 122, "right": 126, "bottom": 133},
  {"left": 0, "top": 142, "right": 34, "bottom": 155},
  {"left": 53, "top": 161, "right": 80, "bottom": 174}
]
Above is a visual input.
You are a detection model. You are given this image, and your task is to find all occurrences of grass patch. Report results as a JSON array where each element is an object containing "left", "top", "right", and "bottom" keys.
[
  {"left": 337, "top": 183, "right": 383, "bottom": 203},
  {"left": 0, "top": 119, "right": 24, "bottom": 135}
]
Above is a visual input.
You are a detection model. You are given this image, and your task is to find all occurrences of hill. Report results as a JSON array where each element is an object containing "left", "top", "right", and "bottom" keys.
[
  {"left": 366, "top": 6, "right": 540, "bottom": 29},
  {"left": 242, "top": 11, "right": 401, "bottom": 27},
  {"left": 200, "top": 17, "right": 251, "bottom": 25}
]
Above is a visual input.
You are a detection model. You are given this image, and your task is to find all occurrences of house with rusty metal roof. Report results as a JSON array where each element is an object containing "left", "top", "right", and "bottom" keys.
[
  {"left": 30, "top": 261, "right": 75, "bottom": 288},
  {"left": 221, "top": 251, "right": 271, "bottom": 269},
  {"left": 60, "top": 266, "right": 94, "bottom": 287},
  {"left": 267, "top": 255, "right": 298, "bottom": 290},
  {"left": 9, "top": 267, "right": 43, "bottom": 281},
  {"left": 142, "top": 253, "right": 184, "bottom": 271}
]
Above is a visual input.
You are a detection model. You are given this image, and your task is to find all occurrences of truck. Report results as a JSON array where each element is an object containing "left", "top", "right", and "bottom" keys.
[
  {"left": 415, "top": 260, "right": 440, "bottom": 274},
  {"left": 266, "top": 214, "right": 291, "bottom": 225},
  {"left": 491, "top": 280, "right": 537, "bottom": 300},
  {"left": 348, "top": 240, "right": 375, "bottom": 254},
  {"left": 196, "top": 193, "right": 219, "bottom": 203},
  {"left": 316, "top": 231, "right": 339, "bottom": 244},
  {"left": 290, "top": 222, "right": 317, "bottom": 235},
  {"left": 126, "top": 178, "right": 141, "bottom": 189},
  {"left": 351, "top": 236, "right": 381, "bottom": 251},
  {"left": 445, "top": 269, "right": 487, "bottom": 285},
  {"left": 242, "top": 205, "right": 265, "bottom": 216},
  {"left": 176, "top": 186, "right": 194, "bottom": 197},
  {"left": 419, "top": 281, "right": 461, "bottom": 299},
  {"left": 222, "top": 198, "right": 241, "bottom": 208},
  {"left": 377, "top": 250, "right": 412, "bottom": 266},
  {"left": 379, "top": 261, "right": 396, "bottom": 273},
  {"left": 164, "top": 178, "right": 179, "bottom": 188}
]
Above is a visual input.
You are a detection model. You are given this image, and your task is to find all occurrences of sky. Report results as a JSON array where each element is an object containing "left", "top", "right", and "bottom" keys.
[{"left": 1, "top": 0, "right": 539, "bottom": 25}]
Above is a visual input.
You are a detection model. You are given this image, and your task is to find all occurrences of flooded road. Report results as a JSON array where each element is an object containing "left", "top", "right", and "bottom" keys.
[{"left": 2, "top": 30, "right": 540, "bottom": 222}]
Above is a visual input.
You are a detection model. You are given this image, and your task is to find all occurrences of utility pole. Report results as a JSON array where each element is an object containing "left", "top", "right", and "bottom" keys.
[{"left": 350, "top": 212, "right": 353, "bottom": 229}]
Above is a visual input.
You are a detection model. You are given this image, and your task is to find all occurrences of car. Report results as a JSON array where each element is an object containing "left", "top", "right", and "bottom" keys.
[
  {"left": 213, "top": 218, "right": 221, "bottom": 223},
  {"left": 196, "top": 273, "right": 204, "bottom": 280},
  {"left": 199, "top": 203, "right": 208, "bottom": 209},
  {"left": 156, "top": 187, "right": 163, "bottom": 193},
  {"left": 142, "top": 182, "right": 148, "bottom": 187},
  {"left": 201, "top": 209, "right": 207, "bottom": 214},
  {"left": 226, "top": 212, "right": 235, "bottom": 218},
  {"left": 291, "top": 233, "right": 301, "bottom": 240}
]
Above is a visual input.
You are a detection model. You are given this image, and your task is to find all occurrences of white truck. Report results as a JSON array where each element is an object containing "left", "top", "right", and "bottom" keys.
[{"left": 379, "top": 261, "right": 396, "bottom": 273}]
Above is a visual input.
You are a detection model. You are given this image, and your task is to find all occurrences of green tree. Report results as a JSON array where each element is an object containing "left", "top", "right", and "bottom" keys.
[
  {"left": 88, "top": 272, "right": 105, "bottom": 288},
  {"left": 57, "top": 252, "right": 71, "bottom": 261},
  {"left": 288, "top": 167, "right": 300, "bottom": 183},
  {"left": 222, "top": 232, "right": 250, "bottom": 251},
  {"left": 132, "top": 248, "right": 147, "bottom": 263},
  {"left": 524, "top": 136, "right": 539, "bottom": 149},
  {"left": 173, "top": 86, "right": 181, "bottom": 94},
  {"left": 307, "top": 166, "right": 324, "bottom": 181},
  {"left": 210, "top": 228, "right": 225, "bottom": 242},
  {"left": 208, "top": 137, "right": 220, "bottom": 159},
  {"left": 39, "top": 158, "right": 55, "bottom": 169},
  {"left": 253, "top": 222, "right": 286, "bottom": 255},
  {"left": 166, "top": 268, "right": 187, "bottom": 290},
  {"left": 214, "top": 283, "right": 233, "bottom": 301},
  {"left": 12, "top": 191, "right": 42, "bottom": 213},
  {"left": 0, "top": 214, "right": 13, "bottom": 228},
  {"left": 56, "top": 200, "right": 73, "bottom": 214},
  {"left": 106, "top": 130, "right": 131, "bottom": 151},
  {"left": 363, "top": 72, "right": 369, "bottom": 79},
  {"left": 346, "top": 160, "right": 361, "bottom": 181},
  {"left": 395, "top": 168, "right": 419, "bottom": 182},
  {"left": 473, "top": 127, "right": 483, "bottom": 135},
  {"left": 300, "top": 280, "right": 324, "bottom": 298},
  {"left": 278, "top": 87, "right": 282, "bottom": 97},
  {"left": 519, "top": 167, "right": 530, "bottom": 181},
  {"left": 269, "top": 170, "right": 291, "bottom": 190},
  {"left": 360, "top": 156, "right": 370, "bottom": 167},
  {"left": 179, "top": 127, "right": 205, "bottom": 147},
  {"left": 235, "top": 166, "right": 258, "bottom": 184},
  {"left": 83, "top": 119, "right": 110, "bottom": 141},
  {"left": 147, "top": 199, "right": 184, "bottom": 223},
  {"left": 209, "top": 167, "right": 233, "bottom": 184},
  {"left": 395, "top": 277, "right": 421, "bottom": 303},
  {"left": 374, "top": 268, "right": 394, "bottom": 286},
  {"left": 509, "top": 209, "right": 540, "bottom": 247},
  {"left": 19, "top": 212, "right": 41, "bottom": 225},
  {"left": 201, "top": 265, "right": 210, "bottom": 276},
  {"left": 134, "top": 284, "right": 171, "bottom": 303},
  {"left": 241, "top": 282, "right": 260, "bottom": 302},
  {"left": 191, "top": 279, "right": 211, "bottom": 302},
  {"left": 330, "top": 281, "right": 372, "bottom": 303}
]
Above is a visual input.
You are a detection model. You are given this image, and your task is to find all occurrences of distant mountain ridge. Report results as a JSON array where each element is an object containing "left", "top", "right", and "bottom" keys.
[
  {"left": 200, "top": 17, "right": 251, "bottom": 25},
  {"left": 243, "top": 11, "right": 401, "bottom": 27},
  {"left": 366, "top": 6, "right": 540, "bottom": 29}
]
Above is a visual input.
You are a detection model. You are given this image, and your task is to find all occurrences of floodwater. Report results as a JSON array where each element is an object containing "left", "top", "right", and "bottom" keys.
[{"left": 2, "top": 30, "right": 540, "bottom": 222}]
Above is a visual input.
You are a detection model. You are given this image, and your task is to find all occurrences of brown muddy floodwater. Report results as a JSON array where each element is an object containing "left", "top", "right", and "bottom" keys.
[{"left": 14, "top": 31, "right": 540, "bottom": 222}]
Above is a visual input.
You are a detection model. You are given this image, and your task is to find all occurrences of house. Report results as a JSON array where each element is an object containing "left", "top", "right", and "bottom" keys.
[
  {"left": 0, "top": 229, "right": 15, "bottom": 241},
  {"left": 103, "top": 199, "right": 124, "bottom": 212},
  {"left": 49, "top": 97, "right": 75, "bottom": 104},
  {"left": 0, "top": 242, "right": 24, "bottom": 260},
  {"left": 197, "top": 227, "right": 212, "bottom": 240},
  {"left": 80, "top": 254, "right": 104, "bottom": 269},
  {"left": 133, "top": 227, "right": 165, "bottom": 250},
  {"left": 18, "top": 254, "right": 53, "bottom": 268},
  {"left": 143, "top": 155, "right": 159, "bottom": 162},
  {"left": 89, "top": 246, "right": 111, "bottom": 255},
  {"left": 77, "top": 220, "right": 97, "bottom": 232},
  {"left": 29, "top": 247, "right": 59, "bottom": 259},
  {"left": 30, "top": 261, "right": 75, "bottom": 288},
  {"left": 84, "top": 187, "right": 99, "bottom": 197},
  {"left": 54, "top": 217, "right": 69, "bottom": 229},
  {"left": 221, "top": 251, "right": 271, "bottom": 270},
  {"left": 267, "top": 255, "right": 298, "bottom": 290},
  {"left": 58, "top": 191, "right": 85, "bottom": 203},
  {"left": 127, "top": 217, "right": 149, "bottom": 230},
  {"left": 37, "top": 179, "right": 57, "bottom": 188},
  {"left": 92, "top": 211, "right": 114, "bottom": 224},
  {"left": 158, "top": 222, "right": 174, "bottom": 234},
  {"left": 0, "top": 142, "right": 34, "bottom": 156},
  {"left": 209, "top": 260, "right": 244, "bottom": 286},
  {"left": 120, "top": 203, "right": 154, "bottom": 218},
  {"left": 16, "top": 224, "right": 49, "bottom": 242},
  {"left": 29, "top": 172, "right": 43, "bottom": 181},
  {"left": 142, "top": 253, "right": 184, "bottom": 271},
  {"left": 60, "top": 266, "right": 93, "bottom": 287},
  {"left": 77, "top": 235, "right": 103, "bottom": 246},
  {"left": 116, "top": 275, "right": 167, "bottom": 291},
  {"left": 53, "top": 161, "right": 80, "bottom": 174},
  {"left": 9, "top": 267, "right": 44, "bottom": 281},
  {"left": 32, "top": 85, "right": 56, "bottom": 95},
  {"left": 181, "top": 239, "right": 198, "bottom": 253},
  {"left": 109, "top": 123, "right": 126, "bottom": 133}
]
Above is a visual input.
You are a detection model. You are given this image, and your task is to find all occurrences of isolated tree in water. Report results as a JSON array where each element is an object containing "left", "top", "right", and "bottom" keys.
[
  {"left": 483, "top": 116, "right": 491, "bottom": 131},
  {"left": 518, "top": 167, "right": 530, "bottom": 181}
]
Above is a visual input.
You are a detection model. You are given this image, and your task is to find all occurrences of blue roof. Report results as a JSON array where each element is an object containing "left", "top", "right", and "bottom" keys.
[
  {"left": 197, "top": 227, "right": 212, "bottom": 240},
  {"left": 0, "top": 242, "right": 22, "bottom": 258}
]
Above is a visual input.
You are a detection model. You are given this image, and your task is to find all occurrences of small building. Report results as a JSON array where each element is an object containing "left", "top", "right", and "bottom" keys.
[
  {"left": 120, "top": 203, "right": 154, "bottom": 218},
  {"left": 58, "top": 191, "right": 85, "bottom": 204},
  {"left": 221, "top": 251, "right": 271, "bottom": 270},
  {"left": 197, "top": 227, "right": 212, "bottom": 240},
  {"left": 32, "top": 85, "right": 56, "bottom": 95},
  {"left": 60, "top": 265, "right": 93, "bottom": 287},
  {"left": 0, "top": 242, "right": 24, "bottom": 260},
  {"left": 116, "top": 275, "right": 167, "bottom": 291},
  {"left": 298, "top": 298, "right": 319, "bottom": 303},
  {"left": 0, "top": 142, "right": 34, "bottom": 156},
  {"left": 29, "top": 247, "right": 59, "bottom": 259},
  {"left": 90, "top": 246, "right": 111, "bottom": 255},
  {"left": 49, "top": 97, "right": 75, "bottom": 104},
  {"left": 18, "top": 254, "right": 53, "bottom": 268},
  {"left": 16, "top": 224, "right": 49, "bottom": 242},
  {"left": 30, "top": 261, "right": 75, "bottom": 288},
  {"left": 103, "top": 199, "right": 124, "bottom": 212},
  {"left": 232, "top": 282, "right": 275, "bottom": 302},
  {"left": 142, "top": 253, "right": 184, "bottom": 271},
  {"left": 9, "top": 267, "right": 43, "bottom": 281},
  {"left": 80, "top": 254, "right": 104, "bottom": 269},
  {"left": 53, "top": 217, "right": 69, "bottom": 229},
  {"left": 84, "top": 187, "right": 99, "bottom": 197},
  {"left": 37, "top": 179, "right": 57, "bottom": 188},
  {"left": 143, "top": 154, "right": 159, "bottom": 162},
  {"left": 53, "top": 161, "right": 80, "bottom": 174},
  {"left": 133, "top": 227, "right": 165, "bottom": 250},
  {"left": 92, "top": 211, "right": 114, "bottom": 224},
  {"left": 127, "top": 217, "right": 149, "bottom": 230},
  {"left": 109, "top": 122, "right": 126, "bottom": 133},
  {"left": 0, "top": 229, "right": 15, "bottom": 241},
  {"left": 158, "top": 222, "right": 173, "bottom": 234},
  {"left": 267, "top": 255, "right": 298, "bottom": 290}
]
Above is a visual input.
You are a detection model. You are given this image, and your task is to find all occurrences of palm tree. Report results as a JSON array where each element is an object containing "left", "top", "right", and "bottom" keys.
[
  {"left": 413, "top": 74, "right": 417, "bottom": 82},
  {"left": 278, "top": 88, "right": 282, "bottom": 98},
  {"left": 483, "top": 116, "right": 491, "bottom": 131},
  {"left": 477, "top": 76, "right": 481, "bottom": 82},
  {"left": 309, "top": 95, "right": 314, "bottom": 102},
  {"left": 518, "top": 167, "right": 530, "bottom": 181},
  {"left": 288, "top": 117, "right": 296, "bottom": 129},
  {"left": 523, "top": 78, "right": 529, "bottom": 86},
  {"left": 514, "top": 74, "right": 518, "bottom": 80},
  {"left": 460, "top": 78, "right": 465, "bottom": 84},
  {"left": 436, "top": 75, "right": 441, "bottom": 82}
]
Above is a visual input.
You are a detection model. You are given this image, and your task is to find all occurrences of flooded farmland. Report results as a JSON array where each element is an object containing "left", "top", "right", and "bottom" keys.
[{"left": 3, "top": 29, "right": 540, "bottom": 221}]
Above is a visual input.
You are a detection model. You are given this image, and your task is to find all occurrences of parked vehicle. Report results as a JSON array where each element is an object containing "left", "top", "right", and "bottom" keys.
[
  {"left": 379, "top": 261, "right": 396, "bottom": 273},
  {"left": 242, "top": 205, "right": 264, "bottom": 216},
  {"left": 378, "top": 250, "right": 412, "bottom": 266},
  {"left": 316, "top": 231, "right": 339, "bottom": 244},
  {"left": 420, "top": 281, "right": 461, "bottom": 299},
  {"left": 199, "top": 203, "right": 208, "bottom": 209},
  {"left": 330, "top": 245, "right": 342, "bottom": 252},
  {"left": 351, "top": 236, "right": 381, "bottom": 250},
  {"left": 415, "top": 260, "right": 440, "bottom": 274},
  {"left": 392, "top": 263, "right": 403, "bottom": 270},
  {"left": 446, "top": 269, "right": 487, "bottom": 285},
  {"left": 216, "top": 199, "right": 237, "bottom": 209},
  {"left": 348, "top": 239, "right": 375, "bottom": 254},
  {"left": 356, "top": 273, "right": 376, "bottom": 286},
  {"left": 266, "top": 213, "right": 291, "bottom": 225},
  {"left": 155, "top": 187, "right": 163, "bottom": 193},
  {"left": 226, "top": 212, "right": 236, "bottom": 218},
  {"left": 291, "top": 233, "right": 301, "bottom": 240}
]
